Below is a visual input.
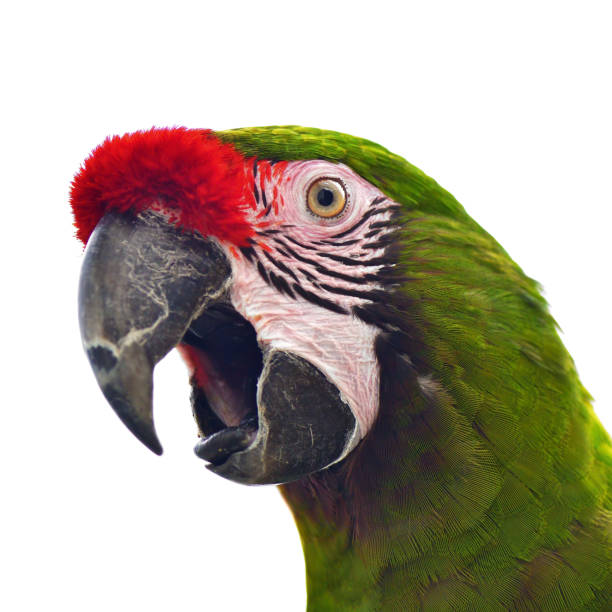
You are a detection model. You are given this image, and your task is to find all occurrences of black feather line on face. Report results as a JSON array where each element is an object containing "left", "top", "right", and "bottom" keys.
[
  {"left": 317, "top": 253, "right": 392, "bottom": 267},
  {"left": 253, "top": 182, "right": 260, "bottom": 205},
  {"left": 329, "top": 204, "right": 399, "bottom": 239},
  {"left": 318, "top": 283, "right": 385, "bottom": 302},
  {"left": 272, "top": 239, "right": 320, "bottom": 267},
  {"left": 269, "top": 270, "right": 295, "bottom": 298},
  {"left": 299, "top": 267, "right": 317, "bottom": 282},
  {"left": 291, "top": 283, "right": 348, "bottom": 314},
  {"left": 361, "top": 234, "right": 397, "bottom": 250},
  {"left": 263, "top": 250, "right": 300, "bottom": 282},
  {"left": 257, "top": 260, "right": 270, "bottom": 285},
  {"left": 275, "top": 247, "right": 292, "bottom": 258},
  {"left": 368, "top": 220, "right": 396, "bottom": 230},
  {"left": 314, "top": 265, "right": 378, "bottom": 285},
  {"left": 364, "top": 228, "right": 383, "bottom": 239},
  {"left": 240, "top": 246, "right": 256, "bottom": 261},
  {"left": 371, "top": 196, "right": 387, "bottom": 206},
  {"left": 283, "top": 235, "right": 312, "bottom": 250},
  {"left": 329, "top": 208, "right": 382, "bottom": 239},
  {"left": 317, "top": 238, "right": 360, "bottom": 247}
]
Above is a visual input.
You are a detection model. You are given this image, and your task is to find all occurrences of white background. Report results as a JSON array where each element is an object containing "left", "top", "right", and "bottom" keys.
[{"left": 1, "top": 2, "right": 610, "bottom": 610}]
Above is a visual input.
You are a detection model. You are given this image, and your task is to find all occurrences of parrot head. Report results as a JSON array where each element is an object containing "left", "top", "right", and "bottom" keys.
[
  {"left": 72, "top": 126, "right": 422, "bottom": 485},
  {"left": 72, "top": 127, "right": 612, "bottom": 608}
]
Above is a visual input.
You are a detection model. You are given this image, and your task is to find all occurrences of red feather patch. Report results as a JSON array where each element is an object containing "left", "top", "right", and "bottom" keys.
[{"left": 70, "top": 127, "right": 254, "bottom": 245}]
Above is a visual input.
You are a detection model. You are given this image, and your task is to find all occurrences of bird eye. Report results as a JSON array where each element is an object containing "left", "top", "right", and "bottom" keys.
[{"left": 306, "top": 178, "right": 347, "bottom": 218}]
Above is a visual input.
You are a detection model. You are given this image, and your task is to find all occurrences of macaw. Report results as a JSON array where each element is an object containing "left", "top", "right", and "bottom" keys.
[{"left": 72, "top": 126, "right": 612, "bottom": 611}]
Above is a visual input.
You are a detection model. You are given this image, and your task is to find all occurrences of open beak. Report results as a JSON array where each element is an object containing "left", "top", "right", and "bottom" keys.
[{"left": 78, "top": 210, "right": 357, "bottom": 484}]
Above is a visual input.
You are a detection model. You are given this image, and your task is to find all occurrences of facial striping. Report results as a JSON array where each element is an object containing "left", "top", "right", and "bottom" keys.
[
  {"left": 249, "top": 161, "right": 399, "bottom": 313},
  {"left": 226, "top": 160, "right": 401, "bottom": 440}
]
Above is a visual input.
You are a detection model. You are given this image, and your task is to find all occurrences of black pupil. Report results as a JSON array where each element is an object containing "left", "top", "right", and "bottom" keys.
[{"left": 317, "top": 187, "right": 335, "bottom": 207}]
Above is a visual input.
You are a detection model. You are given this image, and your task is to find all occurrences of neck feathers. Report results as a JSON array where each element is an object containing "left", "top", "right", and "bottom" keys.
[{"left": 282, "top": 211, "right": 612, "bottom": 609}]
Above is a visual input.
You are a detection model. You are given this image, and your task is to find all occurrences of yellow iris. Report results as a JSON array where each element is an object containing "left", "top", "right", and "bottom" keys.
[{"left": 306, "top": 178, "right": 347, "bottom": 218}]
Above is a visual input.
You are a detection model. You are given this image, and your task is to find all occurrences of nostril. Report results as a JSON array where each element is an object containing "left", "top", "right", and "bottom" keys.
[{"left": 87, "top": 345, "right": 118, "bottom": 371}]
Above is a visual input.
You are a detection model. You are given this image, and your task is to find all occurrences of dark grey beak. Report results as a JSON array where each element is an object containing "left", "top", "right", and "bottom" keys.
[
  {"left": 78, "top": 210, "right": 231, "bottom": 454},
  {"left": 78, "top": 209, "right": 358, "bottom": 484},
  {"left": 198, "top": 350, "right": 357, "bottom": 484}
]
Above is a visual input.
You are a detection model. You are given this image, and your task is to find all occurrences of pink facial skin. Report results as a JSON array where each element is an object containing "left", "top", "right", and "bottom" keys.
[{"left": 223, "top": 160, "right": 399, "bottom": 454}]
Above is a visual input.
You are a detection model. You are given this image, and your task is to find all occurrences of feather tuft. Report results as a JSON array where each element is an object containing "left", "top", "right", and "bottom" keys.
[{"left": 70, "top": 127, "right": 254, "bottom": 245}]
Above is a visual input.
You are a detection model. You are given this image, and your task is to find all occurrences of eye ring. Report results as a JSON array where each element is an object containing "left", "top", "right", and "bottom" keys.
[{"left": 306, "top": 177, "right": 347, "bottom": 219}]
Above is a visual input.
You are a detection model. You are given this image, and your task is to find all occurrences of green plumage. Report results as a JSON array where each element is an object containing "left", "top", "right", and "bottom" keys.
[{"left": 218, "top": 127, "right": 612, "bottom": 610}]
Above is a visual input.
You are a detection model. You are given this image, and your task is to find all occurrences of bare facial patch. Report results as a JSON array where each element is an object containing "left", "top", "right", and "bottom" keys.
[{"left": 225, "top": 160, "right": 400, "bottom": 442}]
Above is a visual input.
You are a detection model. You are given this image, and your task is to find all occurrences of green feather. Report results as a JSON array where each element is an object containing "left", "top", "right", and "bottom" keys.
[{"left": 218, "top": 127, "right": 612, "bottom": 610}]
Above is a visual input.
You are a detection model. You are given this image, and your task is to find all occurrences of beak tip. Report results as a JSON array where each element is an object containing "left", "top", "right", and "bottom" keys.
[
  {"left": 117, "top": 410, "right": 164, "bottom": 456},
  {"left": 101, "top": 384, "right": 163, "bottom": 456},
  {"left": 148, "top": 441, "right": 164, "bottom": 456}
]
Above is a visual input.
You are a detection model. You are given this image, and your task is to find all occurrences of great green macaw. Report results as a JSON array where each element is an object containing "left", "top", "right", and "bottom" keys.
[{"left": 72, "top": 126, "right": 612, "bottom": 610}]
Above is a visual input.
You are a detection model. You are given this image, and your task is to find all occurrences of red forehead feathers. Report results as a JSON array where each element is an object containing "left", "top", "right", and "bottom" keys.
[{"left": 70, "top": 127, "right": 254, "bottom": 245}]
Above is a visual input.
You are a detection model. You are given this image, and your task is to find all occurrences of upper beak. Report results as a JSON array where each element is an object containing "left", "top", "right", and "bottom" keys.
[{"left": 78, "top": 210, "right": 231, "bottom": 455}]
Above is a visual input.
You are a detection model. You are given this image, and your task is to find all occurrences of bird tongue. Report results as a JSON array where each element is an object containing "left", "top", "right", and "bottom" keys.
[{"left": 194, "top": 418, "right": 258, "bottom": 465}]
